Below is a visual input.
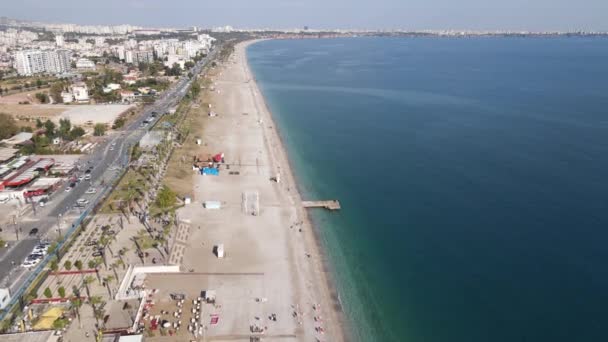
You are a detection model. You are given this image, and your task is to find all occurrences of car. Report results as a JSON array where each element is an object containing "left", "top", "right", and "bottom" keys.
[
  {"left": 28, "top": 253, "right": 44, "bottom": 259},
  {"left": 77, "top": 198, "right": 89, "bottom": 205},
  {"left": 65, "top": 186, "right": 72, "bottom": 192},
  {"left": 92, "top": 251, "right": 103, "bottom": 257},
  {"left": 85, "top": 240, "right": 98, "bottom": 246},
  {"left": 109, "top": 147, "right": 114, "bottom": 151},
  {"left": 29, "top": 228, "right": 39, "bottom": 236},
  {"left": 85, "top": 169, "right": 91, "bottom": 174},
  {"left": 86, "top": 188, "right": 97, "bottom": 194},
  {"left": 78, "top": 175, "right": 85, "bottom": 181},
  {"left": 84, "top": 174, "right": 92, "bottom": 181},
  {"left": 32, "top": 247, "right": 47, "bottom": 255},
  {"left": 22, "top": 260, "right": 38, "bottom": 268},
  {"left": 70, "top": 183, "right": 76, "bottom": 188}
]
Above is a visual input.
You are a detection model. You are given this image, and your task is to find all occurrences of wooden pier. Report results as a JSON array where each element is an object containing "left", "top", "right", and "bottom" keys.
[{"left": 302, "top": 200, "right": 341, "bottom": 210}]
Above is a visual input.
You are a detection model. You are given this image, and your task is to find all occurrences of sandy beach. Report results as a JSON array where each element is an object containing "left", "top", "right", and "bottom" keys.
[{"left": 158, "top": 40, "right": 346, "bottom": 341}]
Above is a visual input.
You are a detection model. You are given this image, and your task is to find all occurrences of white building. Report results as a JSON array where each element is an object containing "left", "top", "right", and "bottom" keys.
[
  {"left": 115, "top": 46, "right": 126, "bottom": 61},
  {"left": 75, "top": 58, "right": 96, "bottom": 70},
  {"left": 61, "top": 91, "right": 73, "bottom": 103},
  {"left": 55, "top": 34, "right": 64, "bottom": 47},
  {"left": 103, "top": 83, "right": 121, "bottom": 93},
  {"left": 14, "top": 49, "right": 72, "bottom": 76},
  {"left": 125, "top": 50, "right": 134, "bottom": 64},
  {"left": 71, "top": 83, "right": 89, "bottom": 103},
  {"left": 165, "top": 54, "right": 186, "bottom": 69}
]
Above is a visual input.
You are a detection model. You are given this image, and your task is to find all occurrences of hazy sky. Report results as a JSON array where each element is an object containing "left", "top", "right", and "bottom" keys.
[{"left": 2, "top": 0, "right": 607, "bottom": 31}]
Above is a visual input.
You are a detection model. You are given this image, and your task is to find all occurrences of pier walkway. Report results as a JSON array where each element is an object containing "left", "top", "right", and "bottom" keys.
[{"left": 302, "top": 200, "right": 341, "bottom": 210}]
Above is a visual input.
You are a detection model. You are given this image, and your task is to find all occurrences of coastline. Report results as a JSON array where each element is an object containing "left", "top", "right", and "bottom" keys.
[
  {"left": 173, "top": 39, "right": 348, "bottom": 341},
  {"left": 242, "top": 39, "right": 349, "bottom": 341}
]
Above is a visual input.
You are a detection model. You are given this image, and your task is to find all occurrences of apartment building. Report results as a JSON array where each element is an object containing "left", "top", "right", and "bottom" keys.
[{"left": 14, "top": 49, "right": 71, "bottom": 76}]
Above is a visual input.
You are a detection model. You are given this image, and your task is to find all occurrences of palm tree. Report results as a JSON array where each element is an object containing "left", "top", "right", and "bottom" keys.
[
  {"left": 110, "top": 262, "right": 120, "bottom": 280},
  {"left": 89, "top": 296, "right": 104, "bottom": 324},
  {"left": 103, "top": 275, "right": 115, "bottom": 297},
  {"left": 124, "top": 179, "right": 140, "bottom": 214},
  {"left": 115, "top": 258, "right": 126, "bottom": 271},
  {"left": 70, "top": 297, "right": 83, "bottom": 328},
  {"left": 82, "top": 275, "right": 95, "bottom": 298},
  {"left": 118, "top": 247, "right": 129, "bottom": 266},
  {"left": 100, "top": 234, "right": 115, "bottom": 257}
]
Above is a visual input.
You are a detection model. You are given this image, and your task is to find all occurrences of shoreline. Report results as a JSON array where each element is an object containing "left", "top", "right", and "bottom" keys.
[{"left": 242, "top": 39, "right": 350, "bottom": 341}]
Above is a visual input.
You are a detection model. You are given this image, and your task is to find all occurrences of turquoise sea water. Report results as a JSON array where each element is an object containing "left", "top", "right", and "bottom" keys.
[{"left": 247, "top": 37, "right": 608, "bottom": 342}]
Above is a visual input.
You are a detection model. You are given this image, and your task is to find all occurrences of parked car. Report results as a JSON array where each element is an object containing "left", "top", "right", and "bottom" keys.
[
  {"left": 22, "top": 259, "right": 39, "bottom": 268},
  {"left": 29, "top": 228, "right": 39, "bottom": 236},
  {"left": 85, "top": 240, "right": 98, "bottom": 246},
  {"left": 92, "top": 251, "right": 103, "bottom": 257},
  {"left": 84, "top": 174, "right": 92, "bottom": 181}
]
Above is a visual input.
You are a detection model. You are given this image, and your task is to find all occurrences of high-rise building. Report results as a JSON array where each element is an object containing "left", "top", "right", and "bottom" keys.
[
  {"left": 125, "top": 50, "right": 134, "bottom": 64},
  {"left": 55, "top": 35, "right": 64, "bottom": 47},
  {"left": 14, "top": 49, "right": 72, "bottom": 76}
]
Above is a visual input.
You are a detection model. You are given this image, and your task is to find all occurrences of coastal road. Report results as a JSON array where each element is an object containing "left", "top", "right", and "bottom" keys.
[{"left": 0, "top": 47, "right": 218, "bottom": 293}]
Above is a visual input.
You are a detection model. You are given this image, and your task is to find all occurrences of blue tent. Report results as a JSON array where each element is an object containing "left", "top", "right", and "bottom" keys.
[{"left": 201, "top": 167, "right": 219, "bottom": 176}]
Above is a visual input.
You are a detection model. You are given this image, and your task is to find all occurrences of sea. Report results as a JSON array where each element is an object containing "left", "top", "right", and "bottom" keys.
[{"left": 247, "top": 37, "right": 608, "bottom": 342}]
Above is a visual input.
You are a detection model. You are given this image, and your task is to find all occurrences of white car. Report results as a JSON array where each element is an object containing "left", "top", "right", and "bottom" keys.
[
  {"left": 32, "top": 247, "right": 47, "bottom": 255},
  {"left": 84, "top": 174, "right": 92, "bottom": 181},
  {"left": 86, "top": 188, "right": 97, "bottom": 194},
  {"left": 22, "top": 258, "right": 41, "bottom": 268},
  {"left": 76, "top": 198, "right": 89, "bottom": 206}
]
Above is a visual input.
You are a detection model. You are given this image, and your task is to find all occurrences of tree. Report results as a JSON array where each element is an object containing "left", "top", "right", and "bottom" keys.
[
  {"left": 112, "top": 117, "right": 126, "bottom": 129},
  {"left": 82, "top": 275, "right": 95, "bottom": 298},
  {"left": 93, "top": 123, "right": 106, "bottom": 136},
  {"left": 43, "top": 287, "right": 53, "bottom": 298},
  {"left": 35, "top": 92, "right": 49, "bottom": 103},
  {"left": 74, "top": 259, "right": 84, "bottom": 282},
  {"left": 63, "top": 260, "right": 72, "bottom": 271},
  {"left": 69, "top": 126, "right": 85, "bottom": 140},
  {"left": 50, "top": 258, "right": 59, "bottom": 284},
  {"left": 156, "top": 186, "right": 177, "bottom": 209},
  {"left": 190, "top": 81, "right": 201, "bottom": 97},
  {"left": 58, "top": 118, "right": 71, "bottom": 138},
  {"left": 44, "top": 119, "right": 56, "bottom": 137},
  {"left": 36, "top": 118, "right": 44, "bottom": 128},
  {"left": 0, "top": 113, "right": 19, "bottom": 140},
  {"left": 52, "top": 317, "right": 69, "bottom": 330},
  {"left": 70, "top": 297, "right": 83, "bottom": 328},
  {"left": 49, "top": 82, "right": 64, "bottom": 103},
  {"left": 184, "top": 61, "right": 195, "bottom": 69},
  {"left": 57, "top": 286, "right": 66, "bottom": 298},
  {"left": 103, "top": 275, "right": 115, "bottom": 297},
  {"left": 87, "top": 259, "right": 97, "bottom": 270},
  {"left": 89, "top": 296, "right": 105, "bottom": 324}
]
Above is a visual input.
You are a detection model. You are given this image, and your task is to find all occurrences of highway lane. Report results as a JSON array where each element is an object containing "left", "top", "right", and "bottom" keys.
[{"left": 0, "top": 47, "right": 218, "bottom": 292}]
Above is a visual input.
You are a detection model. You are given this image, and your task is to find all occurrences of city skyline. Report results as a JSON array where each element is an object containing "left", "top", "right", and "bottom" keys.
[{"left": 2, "top": 0, "right": 608, "bottom": 31}]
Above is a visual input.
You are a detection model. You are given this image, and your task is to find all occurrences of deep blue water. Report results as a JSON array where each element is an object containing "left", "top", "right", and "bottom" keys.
[{"left": 247, "top": 37, "right": 608, "bottom": 342}]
